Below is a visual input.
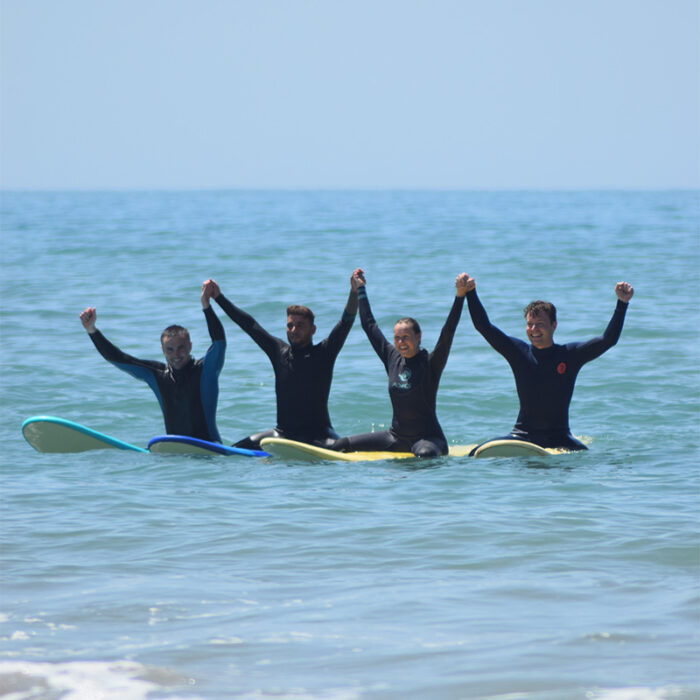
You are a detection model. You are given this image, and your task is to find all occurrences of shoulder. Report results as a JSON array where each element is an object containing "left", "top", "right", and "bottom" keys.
[
  {"left": 505, "top": 336, "right": 532, "bottom": 354},
  {"left": 560, "top": 340, "right": 589, "bottom": 354}
]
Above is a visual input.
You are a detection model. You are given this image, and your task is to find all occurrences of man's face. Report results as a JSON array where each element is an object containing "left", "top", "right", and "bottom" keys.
[
  {"left": 286, "top": 314, "right": 315, "bottom": 348},
  {"left": 161, "top": 333, "right": 193, "bottom": 369},
  {"left": 393, "top": 323, "right": 421, "bottom": 358},
  {"left": 525, "top": 312, "right": 556, "bottom": 349}
]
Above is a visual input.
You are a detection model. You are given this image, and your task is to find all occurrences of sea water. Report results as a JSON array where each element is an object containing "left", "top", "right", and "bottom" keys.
[{"left": 0, "top": 190, "right": 698, "bottom": 699}]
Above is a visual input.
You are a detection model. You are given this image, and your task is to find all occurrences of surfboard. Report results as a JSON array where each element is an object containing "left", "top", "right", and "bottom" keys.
[
  {"left": 471, "top": 439, "right": 566, "bottom": 458},
  {"left": 260, "top": 437, "right": 476, "bottom": 462},
  {"left": 22, "top": 416, "right": 148, "bottom": 453},
  {"left": 147, "top": 435, "right": 269, "bottom": 457}
]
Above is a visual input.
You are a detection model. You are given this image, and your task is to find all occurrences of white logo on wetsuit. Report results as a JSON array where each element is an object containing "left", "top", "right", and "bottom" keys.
[{"left": 392, "top": 368, "right": 412, "bottom": 390}]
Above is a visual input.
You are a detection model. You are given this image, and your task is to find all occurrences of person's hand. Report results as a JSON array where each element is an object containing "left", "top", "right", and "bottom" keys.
[
  {"left": 455, "top": 272, "right": 470, "bottom": 297},
  {"left": 79, "top": 307, "right": 97, "bottom": 333},
  {"left": 615, "top": 281, "right": 634, "bottom": 303},
  {"left": 351, "top": 268, "right": 366, "bottom": 290},
  {"left": 201, "top": 278, "right": 221, "bottom": 306}
]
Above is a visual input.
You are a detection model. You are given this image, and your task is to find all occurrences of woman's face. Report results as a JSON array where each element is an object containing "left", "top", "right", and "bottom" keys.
[{"left": 393, "top": 322, "right": 421, "bottom": 358}]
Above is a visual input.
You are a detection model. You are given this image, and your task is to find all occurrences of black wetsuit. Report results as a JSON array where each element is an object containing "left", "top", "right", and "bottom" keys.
[
  {"left": 336, "top": 286, "right": 465, "bottom": 457},
  {"left": 88, "top": 306, "right": 225, "bottom": 442},
  {"left": 214, "top": 293, "right": 356, "bottom": 449},
  {"left": 466, "top": 288, "right": 629, "bottom": 451}
]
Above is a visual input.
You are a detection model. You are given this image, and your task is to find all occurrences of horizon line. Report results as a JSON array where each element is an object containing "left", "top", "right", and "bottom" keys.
[{"left": 2, "top": 185, "right": 698, "bottom": 194}]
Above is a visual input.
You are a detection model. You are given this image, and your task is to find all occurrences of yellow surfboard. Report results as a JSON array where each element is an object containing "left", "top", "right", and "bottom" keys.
[{"left": 260, "top": 437, "right": 476, "bottom": 462}]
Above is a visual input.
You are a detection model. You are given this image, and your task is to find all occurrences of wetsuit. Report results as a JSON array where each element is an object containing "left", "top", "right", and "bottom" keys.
[
  {"left": 87, "top": 306, "right": 225, "bottom": 442},
  {"left": 214, "top": 293, "right": 356, "bottom": 449},
  {"left": 466, "top": 288, "right": 629, "bottom": 451},
  {"left": 335, "top": 286, "right": 465, "bottom": 457}
]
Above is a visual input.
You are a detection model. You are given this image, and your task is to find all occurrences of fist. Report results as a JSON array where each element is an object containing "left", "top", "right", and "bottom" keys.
[
  {"left": 79, "top": 307, "right": 97, "bottom": 331},
  {"left": 615, "top": 281, "right": 634, "bottom": 302}
]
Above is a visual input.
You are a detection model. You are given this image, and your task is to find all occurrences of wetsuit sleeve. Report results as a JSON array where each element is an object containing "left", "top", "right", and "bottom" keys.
[
  {"left": 570, "top": 299, "right": 629, "bottom": 364},
  {"left": 466, "top": 289, "right": 521, "bottom": 357},
  {"left": 214, "top": 293, "right": 282, "bottom": 360},
  {"left": 324, "top": 300, "right": 357, "bottom": 358},
  {"left": 200, "top": 307, "right": 225, "bottom": 442},
  {"left": 203, "top": 305, "right": 225, "bottom": 343},
  {"left": 429, "top": 295, "right": 465, "bottom": 372},
  {"left": 358, "top": 287, "right": 393, "bottom": 367},
  {"left": 202, "top": 306, "right": 226, "bottom": 374},
  {"left": 87, "top": 330, "right": 164, "bottom": 389}
]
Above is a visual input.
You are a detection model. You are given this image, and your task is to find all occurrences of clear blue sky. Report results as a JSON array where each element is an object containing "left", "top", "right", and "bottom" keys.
[{"left": 1, "top": 0, "right": 698, "bottom": 189}]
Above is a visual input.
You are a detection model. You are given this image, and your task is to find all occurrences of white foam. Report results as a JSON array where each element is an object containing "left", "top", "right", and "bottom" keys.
[{"left": 0, "top": 660, "right": 201, "bottom": 700}]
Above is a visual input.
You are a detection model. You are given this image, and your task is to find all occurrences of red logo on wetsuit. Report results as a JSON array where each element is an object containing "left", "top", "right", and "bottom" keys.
[{"left": 557, "top": 362, "right": 567, "bottom": 375}]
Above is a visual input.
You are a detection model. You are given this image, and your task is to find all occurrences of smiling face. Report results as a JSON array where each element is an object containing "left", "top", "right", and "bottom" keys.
[
  {"left": 525, "top": 312, "right": 557, "bottom": 349},
  {"left": 161, "top": 332, "right": 193, "bottom": 369},
  {"left": 393, "top": 322, "right": 421, "bottom": 359},
  {"left": 286, "top": 314, "right": 316, "bottom": 348}
]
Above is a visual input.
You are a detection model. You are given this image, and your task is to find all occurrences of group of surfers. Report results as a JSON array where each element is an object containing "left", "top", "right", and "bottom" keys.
[{"left": 79, "top": 269, "right": 634, "bottom": 456}]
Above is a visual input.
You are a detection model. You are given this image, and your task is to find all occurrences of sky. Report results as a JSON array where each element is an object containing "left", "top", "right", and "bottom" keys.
[{"left": 1, "top": 0, "right": 698, "bottom": 190}]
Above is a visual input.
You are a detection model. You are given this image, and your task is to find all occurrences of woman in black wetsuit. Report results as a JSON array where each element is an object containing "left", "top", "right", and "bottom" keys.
[{"left": 334, "top": 269, "right": 469, "bottom": 457}]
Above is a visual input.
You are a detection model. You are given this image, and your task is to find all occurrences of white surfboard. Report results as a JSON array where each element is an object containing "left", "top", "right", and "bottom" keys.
[
  {"left": 22, "top": 416, "right": 148, "bottom": 453},
  {"left": 471, "top": 439, "right": 567, "bottom": 458}
]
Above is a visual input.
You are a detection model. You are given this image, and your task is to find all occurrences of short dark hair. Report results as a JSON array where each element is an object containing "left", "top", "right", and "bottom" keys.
[
  {"left": 286, "top": 305, "right": 315, "bottom": 324},
  {"left": 523, "top": 301, "right": 557, "bottom": 324},
  {"left": 161, "top": 325, "right": 190, "bottom": 343},
  {"left": 394, "top": 317, "right": 421, "bottom": 335}
]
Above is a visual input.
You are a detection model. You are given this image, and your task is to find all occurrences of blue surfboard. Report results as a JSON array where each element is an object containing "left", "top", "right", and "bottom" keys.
[
  {"left": 22, "top": 416, "right": 148, "bottom": 453},
  {"left": 148, "top": 435, "right": 269, "bottom": 457}
]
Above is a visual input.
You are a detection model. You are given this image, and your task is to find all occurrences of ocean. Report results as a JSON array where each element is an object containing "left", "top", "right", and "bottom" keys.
[{"left": 1, "top": 189, "right": 698, "bottom": 699}]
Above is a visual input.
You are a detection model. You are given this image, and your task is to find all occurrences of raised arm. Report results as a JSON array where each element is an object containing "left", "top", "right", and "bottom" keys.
[
  {"left": 464, "top": 275, "right": 517, "bottom": 355},
  {"left": 325, "top": 269, "right": 362, "bottom": 356},
  {"left": 573, "top": 281, "right": 633, "bottom": 363},
  {"left": 430, "top": 273, "right": 467, "bottom": 370},
  {"left": 201, "top": 279, "right": 218, "bottom": 310},
  {"left": 201, "top": 279, "right": 225, "bottom": 343},
  {"left": 354, "top": 270, "right": 393, "bottom": 366},
  {"left": 78, "top": 307, "right": 163, "bottom": 380},
  {"left": 345, "top": 267, "right": 362, "bottom": 315},
  {"left": 199, "top": 280, "right": 226, "bottom": 392},
  {"left": 208, "top": 278, "right": 281, "bottom": 359}
]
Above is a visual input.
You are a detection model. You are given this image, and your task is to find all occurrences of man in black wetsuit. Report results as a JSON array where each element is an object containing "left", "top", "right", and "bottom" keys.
[
  {"left": 79, "top": 279, "right": 225, "bottom": 442},
  {"left": 206, "top": 272, "right": 361, "bottom": 449},
  {"left": 334, "top": 269, "right": 469, "bottom": 457},
  {"left": 464, "top": 275, "right": 634, "bottom": 451}
]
